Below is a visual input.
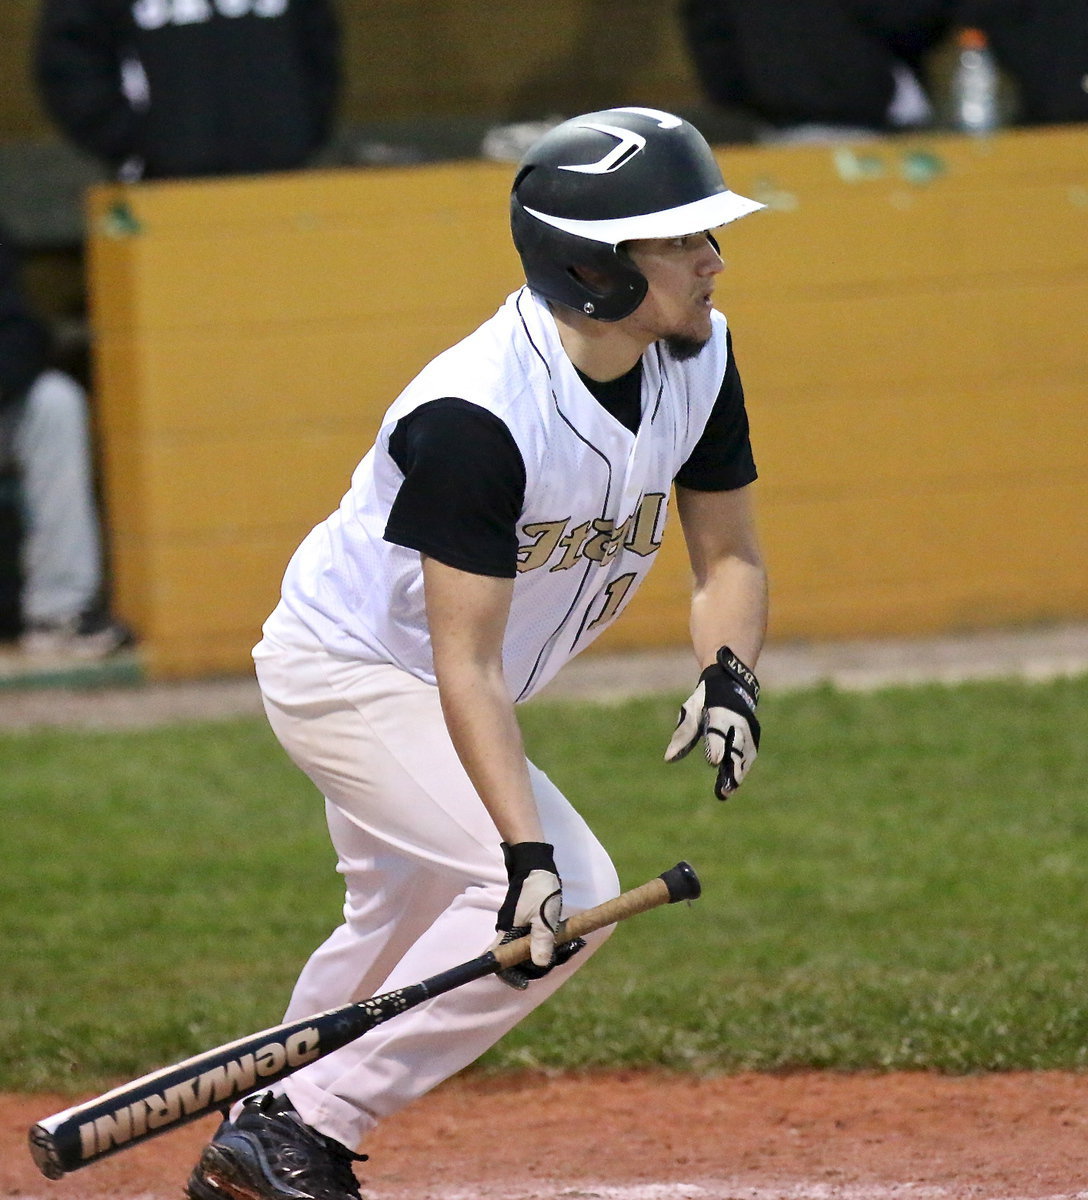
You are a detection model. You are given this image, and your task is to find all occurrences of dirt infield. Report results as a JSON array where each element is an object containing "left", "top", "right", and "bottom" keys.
[{"left": 6, "top": 1070, "right": 1088, "bottom": 1200}]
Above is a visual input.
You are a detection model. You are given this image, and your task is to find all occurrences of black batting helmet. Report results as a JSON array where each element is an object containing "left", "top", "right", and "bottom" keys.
[{"left": 510, "top": 106, "right": 763, "bottom": 322}]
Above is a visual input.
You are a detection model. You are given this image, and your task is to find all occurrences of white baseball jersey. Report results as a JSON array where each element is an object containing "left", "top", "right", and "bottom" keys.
[{"left": 268, "top": 287, "right": 732, "bottom": 701}]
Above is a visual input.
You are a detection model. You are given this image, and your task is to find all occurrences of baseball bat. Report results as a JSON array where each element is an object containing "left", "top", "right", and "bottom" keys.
[{"left": 29, "top": 860, "right": 700, "bottom": 1180}]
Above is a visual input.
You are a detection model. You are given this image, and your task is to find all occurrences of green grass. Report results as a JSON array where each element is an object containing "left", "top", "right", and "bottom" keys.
[
  {"left": 3, "top": 675, "right": 1087, "bottom": 1092},
  {"left": 513, "top": 680, "right": 1088, "bottom": 1074}
]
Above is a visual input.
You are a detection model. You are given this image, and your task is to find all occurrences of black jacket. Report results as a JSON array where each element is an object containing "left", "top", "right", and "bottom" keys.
[
  {"left": 0, "top": 235, "right": 50, "bottom": 412},
  {"left": 681, "top": 0, "right": 1088, "bottom": 131},
  {"left": 680, "top": 0, "right": 962, "bottom": 131},
  {"left": 35, "top": 0, "right": 342, "bottom": 179}
]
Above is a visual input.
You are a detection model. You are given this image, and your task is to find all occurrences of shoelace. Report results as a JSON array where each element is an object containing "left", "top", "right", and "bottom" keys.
[
  {"left": 271, "top": 1139, "right": 364, "bottom": 1200},
  {"left": 242, "top": 1095, "right": 367, "bottom": 1200}
]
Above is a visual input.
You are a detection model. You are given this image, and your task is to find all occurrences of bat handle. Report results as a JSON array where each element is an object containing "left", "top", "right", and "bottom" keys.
[{"left": 490, "top": 860, "right": 700, "bottom": 970}]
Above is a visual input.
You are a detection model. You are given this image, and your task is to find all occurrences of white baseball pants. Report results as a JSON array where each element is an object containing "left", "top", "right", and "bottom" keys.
[
  {"left": 252, "top": 614, "right": 620, "bottom": 1151},
  {"left": 4, "top": 370, "right": 103, "bottom": 624}
]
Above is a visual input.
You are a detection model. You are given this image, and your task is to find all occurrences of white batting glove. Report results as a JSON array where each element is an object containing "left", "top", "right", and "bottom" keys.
[
  {"left": 493, "top": 841, "right": 584, "bottom": 990},
  {"left": 665, "top": 646, "right": 761, "bottom": 800}
]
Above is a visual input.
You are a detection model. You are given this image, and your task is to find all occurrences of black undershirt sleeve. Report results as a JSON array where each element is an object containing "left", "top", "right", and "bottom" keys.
[
  {"left": 674, "top": 329, "right": 758, "bottom": 492},
  {"left": 384, "top": 397, "right": 526, "bottom": 578}
]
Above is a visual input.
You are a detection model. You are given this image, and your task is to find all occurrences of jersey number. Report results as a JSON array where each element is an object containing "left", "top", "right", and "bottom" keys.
[{"left": 586, "top": 573, "right": 637, "bottom": 632}]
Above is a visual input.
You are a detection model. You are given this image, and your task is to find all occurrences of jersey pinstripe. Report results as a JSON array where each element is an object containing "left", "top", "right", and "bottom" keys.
[{"left": 269, "top": 287, "right": 738, "bottom": 701}]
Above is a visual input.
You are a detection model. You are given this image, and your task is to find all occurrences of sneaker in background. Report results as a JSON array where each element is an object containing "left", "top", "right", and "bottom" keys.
[{"left": 20, "top": 609, "right": 134, "bottom": 660}]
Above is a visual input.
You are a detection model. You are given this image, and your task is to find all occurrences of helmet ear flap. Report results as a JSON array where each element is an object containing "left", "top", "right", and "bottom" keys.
[{"left": 511, "top": 189, "right": 648, "bottom": 321}]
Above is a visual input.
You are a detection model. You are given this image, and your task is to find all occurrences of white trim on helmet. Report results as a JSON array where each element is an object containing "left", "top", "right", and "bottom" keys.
[{"left": 522, "top": 188, "right": 765, "bottom": 246}]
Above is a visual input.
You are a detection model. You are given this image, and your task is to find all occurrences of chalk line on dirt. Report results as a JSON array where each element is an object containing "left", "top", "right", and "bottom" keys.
[
  {"left": 8, "top": 1179, "right": 1088, "bottom": 1200},
  {"left": 365, "top": 1184, "right": 1088, "bottom": 1200}
]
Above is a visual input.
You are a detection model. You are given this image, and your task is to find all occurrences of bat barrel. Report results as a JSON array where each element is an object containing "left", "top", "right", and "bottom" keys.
[
  {"left": 25, "top": 982, "right": 426, "bottom": 1177},
  {"left": 25, "top": 1021, "right": 330, "bottom": 1178},
  {"left": 25, "top": 953, "right": 500, "bottom": 1179}
]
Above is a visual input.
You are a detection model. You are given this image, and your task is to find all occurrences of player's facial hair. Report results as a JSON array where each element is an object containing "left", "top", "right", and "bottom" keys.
[{"left": 664, "top": 333, "right": 709, "bottom": 361}]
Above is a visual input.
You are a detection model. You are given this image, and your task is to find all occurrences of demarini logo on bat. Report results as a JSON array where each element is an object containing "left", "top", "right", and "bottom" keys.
[{"left": 76, "top": 1027, "right": 320, "bottom": 1159}]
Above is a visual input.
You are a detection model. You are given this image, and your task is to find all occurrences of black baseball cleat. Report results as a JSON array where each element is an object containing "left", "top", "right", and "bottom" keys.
[{"left": 186, "top": 1092, "right": 367, "bottom": 1200}]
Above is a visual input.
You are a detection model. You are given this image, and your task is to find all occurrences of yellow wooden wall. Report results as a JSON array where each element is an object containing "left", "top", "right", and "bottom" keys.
[{"left": 86, "top": 124, "right": 1088, "bottom": 679}]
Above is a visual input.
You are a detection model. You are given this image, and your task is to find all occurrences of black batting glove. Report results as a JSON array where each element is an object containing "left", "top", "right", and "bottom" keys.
[
  {"left": 492, "top": 841, "right": 585, "bottom": 990},
  {"left": 664, "top": 646, "right": 761, "bottom": 800}
]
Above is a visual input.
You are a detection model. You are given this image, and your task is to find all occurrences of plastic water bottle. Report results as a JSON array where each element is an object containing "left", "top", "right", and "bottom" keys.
[{"left": 949, "top": 27, "right": 1001, "bottom": 135}]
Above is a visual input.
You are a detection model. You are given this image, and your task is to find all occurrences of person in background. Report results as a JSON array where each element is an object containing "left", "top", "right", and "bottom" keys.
[
  {"left": 681, "top": 0, "right": 1088, "bottom": 142},
  {"left": 0, "top": 230, "right": 131, "bottom": 659},
  {"left": 34, "top": 0, "right": 342, "bottom": 181},
  {"left": 679, "top": 0, "right": 962, "bottom": 142}
]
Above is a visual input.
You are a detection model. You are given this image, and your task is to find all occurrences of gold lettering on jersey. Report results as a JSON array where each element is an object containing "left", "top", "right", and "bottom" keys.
[
  {"left": 625, "top": 493, "right": 667, "bottom": 557},
  {"left": 553, "top": 521, "right": 592, "bottom": 570},
  {"left": 516, "top": 493, "right": 666, "bottom": 574},
  {"left": 583, "top": 517, "right": 624, "bottom": 562},
  {"left": 518, "top": 520, "right": 569, "bottom": 572}
]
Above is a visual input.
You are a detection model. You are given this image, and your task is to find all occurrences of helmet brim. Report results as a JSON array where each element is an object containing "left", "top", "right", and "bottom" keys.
[{"left": 522, "top": 188, "right": 765, "bottom": 246}]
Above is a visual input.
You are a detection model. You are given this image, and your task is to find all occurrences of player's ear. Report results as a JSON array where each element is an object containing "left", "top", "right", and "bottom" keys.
[{"left": 570, "top": 264, "right": 611, "bottom": 292}]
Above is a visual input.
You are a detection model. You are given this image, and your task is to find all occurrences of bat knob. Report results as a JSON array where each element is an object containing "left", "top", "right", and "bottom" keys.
[{"left": 659, "top": 860, "right": 701, "bottom": 903}]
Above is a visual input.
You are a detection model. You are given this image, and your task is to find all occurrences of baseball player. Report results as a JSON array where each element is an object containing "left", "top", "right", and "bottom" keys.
[{"left": 186, "top": 106, "right": 769, "bottom": 1200}]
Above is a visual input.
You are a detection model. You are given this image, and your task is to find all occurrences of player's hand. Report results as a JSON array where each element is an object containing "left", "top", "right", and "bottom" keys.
[
  {"left": 493, "top": 841, "right": 585, "bottom": 990},
  {"left": 664, "top": 646, "right": 761, "bottom": 800}
]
